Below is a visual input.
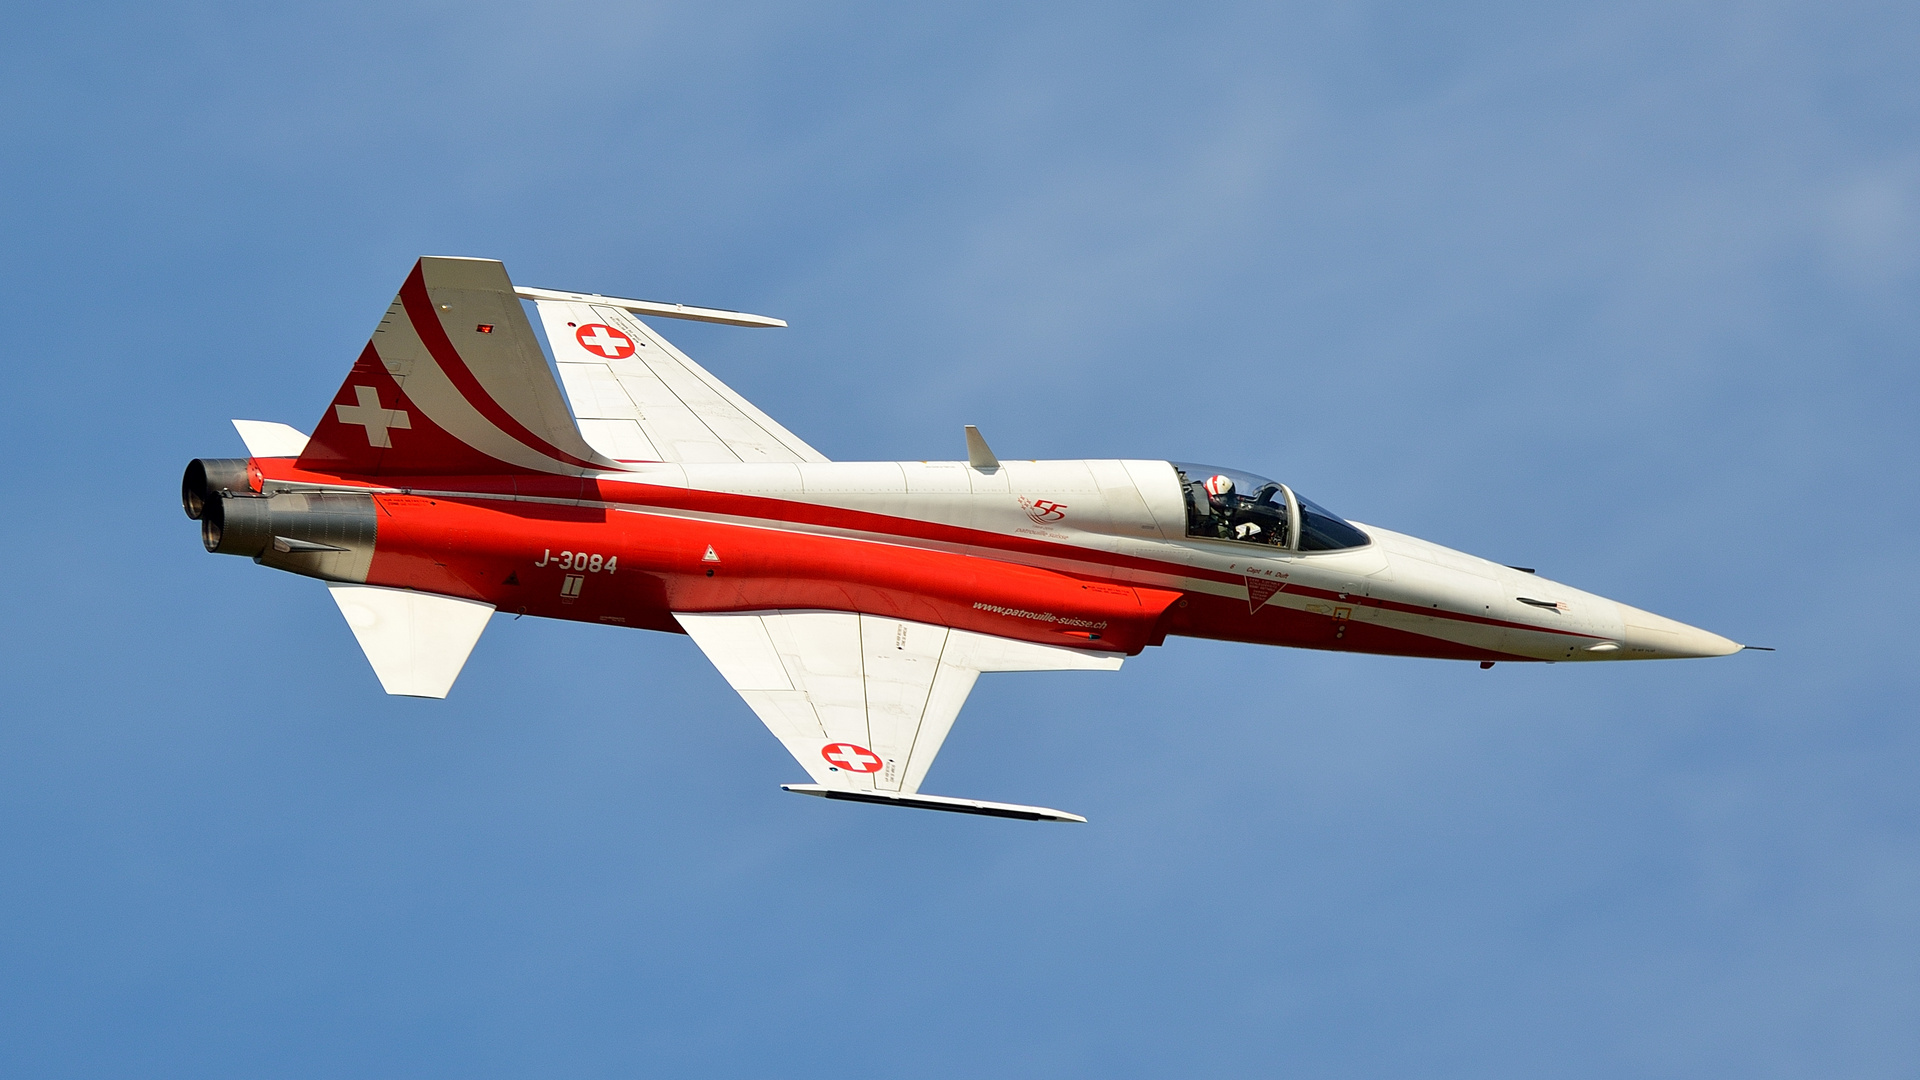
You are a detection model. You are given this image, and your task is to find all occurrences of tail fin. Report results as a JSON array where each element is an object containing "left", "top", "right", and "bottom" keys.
[{"left": 297, "top": 257, "right": 621, "bottom": 477}]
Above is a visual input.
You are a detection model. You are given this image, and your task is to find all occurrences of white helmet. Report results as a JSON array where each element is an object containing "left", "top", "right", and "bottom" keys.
[{"left": 1204, "top": 474, "right": 1235, "bottom": 498}]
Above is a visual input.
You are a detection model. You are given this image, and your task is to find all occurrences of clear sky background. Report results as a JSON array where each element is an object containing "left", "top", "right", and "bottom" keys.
[{"left": 2, "top": 2, "right": 1915, "bottom": 1076}]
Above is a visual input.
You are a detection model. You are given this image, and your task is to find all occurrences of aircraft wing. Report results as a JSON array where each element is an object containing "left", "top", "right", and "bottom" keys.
[
  {"left": 529, "top": 298, "right": 830, "bottom": 464},
  {"left": 674, "top": 611, "right": 1121, "bottom": 820}
]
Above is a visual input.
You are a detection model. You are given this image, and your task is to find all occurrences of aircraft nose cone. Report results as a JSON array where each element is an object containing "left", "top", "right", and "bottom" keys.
[{"left": 1612, "top": 601, "right": 1742, "bottom": 659}]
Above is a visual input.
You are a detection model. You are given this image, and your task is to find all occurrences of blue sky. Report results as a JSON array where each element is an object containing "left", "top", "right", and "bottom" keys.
[{"left": 2, "top": 2, "right": 1916, "bottom": 1076}]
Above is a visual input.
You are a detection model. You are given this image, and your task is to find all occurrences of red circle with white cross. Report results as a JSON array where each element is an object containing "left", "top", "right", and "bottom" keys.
[
  {"left": 821, "top": 742, "right": 883, "bottom": 773},
  {"left": 575, "top": 323, "right": 635, "bottom": 359}
]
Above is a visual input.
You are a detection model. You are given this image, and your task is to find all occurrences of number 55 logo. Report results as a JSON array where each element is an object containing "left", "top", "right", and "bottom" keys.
[{"left": 1018, "top": 497, "right": 1068, "bottom": 524}]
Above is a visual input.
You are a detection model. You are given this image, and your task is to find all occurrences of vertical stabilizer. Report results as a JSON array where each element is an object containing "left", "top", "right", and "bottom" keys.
[{"left": 298, "top": 257, "right": 623, "bottom": 477}]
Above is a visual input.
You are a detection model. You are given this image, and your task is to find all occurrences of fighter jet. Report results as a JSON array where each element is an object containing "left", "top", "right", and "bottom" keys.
[{"left": 182, "top": 257, "right": 1750, "bottom": 821}]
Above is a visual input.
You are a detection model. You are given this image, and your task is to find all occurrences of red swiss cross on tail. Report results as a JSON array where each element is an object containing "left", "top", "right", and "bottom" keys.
[
  {"left": 575, "top": 324, "right": 635, "bottom": 359},
  {"left": 821, "top": 742, "right": 884, "bottom": 773}
]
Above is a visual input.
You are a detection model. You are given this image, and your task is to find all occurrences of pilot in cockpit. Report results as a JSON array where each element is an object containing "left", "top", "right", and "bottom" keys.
[
  {"left": 1205, "top": 473, "right": 1287, "bottom": 545},
  {"left": 1203, "top": 474, "right": 1242, "bottom": 539}
]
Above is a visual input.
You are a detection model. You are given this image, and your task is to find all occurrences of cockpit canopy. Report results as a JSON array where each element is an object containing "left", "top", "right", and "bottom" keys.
[{"left": 1171, "top": 462, "right": 1369, "bottom": 552}]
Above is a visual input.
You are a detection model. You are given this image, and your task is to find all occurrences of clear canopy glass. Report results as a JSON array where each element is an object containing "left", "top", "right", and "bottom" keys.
[{"left": 1170, "top": 462, "right": 1369, "bottom": 552}]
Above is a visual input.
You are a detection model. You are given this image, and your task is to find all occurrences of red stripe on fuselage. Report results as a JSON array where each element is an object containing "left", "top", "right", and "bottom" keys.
[
  {"left": 575, "top": 476, "right": 1601, "bottom": 643},
  {"left": 357, "top": 491, "right": 1523, "bottom": 661},
  {"left": 251, "top": 461, "right": 1598, "bottom": 651}
]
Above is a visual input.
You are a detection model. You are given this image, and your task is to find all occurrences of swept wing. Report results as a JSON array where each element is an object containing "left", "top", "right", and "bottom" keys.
[
  {"left": 529, "top": 298, "right": 829, "bottom": 464},
  {"left": 675, "top": 611, "right": 1121, "bottom": 820}
]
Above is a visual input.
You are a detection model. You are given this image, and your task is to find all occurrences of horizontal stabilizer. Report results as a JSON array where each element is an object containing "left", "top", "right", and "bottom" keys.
[
  {"left": 781, "top": 784, "right": 1086, "bottom": 823},
  {"left": 326, "top": 584, "right": 495, "bottom": 698},
  {"left": 232, "top": 419, "right": 310, "bottom": 458}
]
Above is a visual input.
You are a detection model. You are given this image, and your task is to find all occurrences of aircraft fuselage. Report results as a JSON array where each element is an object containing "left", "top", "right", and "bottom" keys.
[{"left": 197, "top": 455, "right": 1739, "bottom": 665}]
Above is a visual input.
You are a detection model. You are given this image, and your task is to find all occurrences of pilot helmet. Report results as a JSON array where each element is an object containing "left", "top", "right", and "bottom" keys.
[{"left": 1203, "top": 474, "right": 1236, "bottom": 501}]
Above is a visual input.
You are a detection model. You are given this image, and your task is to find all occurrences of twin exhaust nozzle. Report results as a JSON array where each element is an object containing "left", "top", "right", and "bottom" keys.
[
  {"left": 181, "top": 459, "right": 377, "bottom": 566},
  {"left": 182, "top": 458, "right": 259, "bottom": 553}
]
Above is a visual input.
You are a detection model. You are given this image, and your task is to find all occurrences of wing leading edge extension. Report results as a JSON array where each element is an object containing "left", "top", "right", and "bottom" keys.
[{"left": 674, "top": 611, "right": 1120, "bottom": 820}]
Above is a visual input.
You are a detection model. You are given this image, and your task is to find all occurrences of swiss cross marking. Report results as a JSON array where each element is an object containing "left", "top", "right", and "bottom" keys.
[
  {"left": 334, "top": 385, "right": 412, "bottom": 448},
  {"left": 575, "top": 323, "right": 635, "bottom": 359},
  {"left": 821, "top": 742, "right": 883, "bottom": 773}
]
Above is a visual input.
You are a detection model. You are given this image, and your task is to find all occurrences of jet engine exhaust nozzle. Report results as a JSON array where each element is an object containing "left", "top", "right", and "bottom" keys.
[
  {"left": 201, "top": 492, "right": 274, "bottom": 556},
  {"left": 181, "top": 458, "right": 252, "bottom": 520},
  {"left": 193, "top": 489, "right": 379, "bottom": 583}
]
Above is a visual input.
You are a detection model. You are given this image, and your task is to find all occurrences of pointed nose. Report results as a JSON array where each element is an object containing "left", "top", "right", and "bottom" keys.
[{"left": 1612, "top": 601, "right": 1742, "bottom": 659}]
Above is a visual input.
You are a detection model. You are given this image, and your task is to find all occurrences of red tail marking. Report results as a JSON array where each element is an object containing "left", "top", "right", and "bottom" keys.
[
  {"left": 297, "top": 342, "right": 517, "bottom": 476},
  {"left": 398, "top": 263, "right": 601, "bottom": 472}
]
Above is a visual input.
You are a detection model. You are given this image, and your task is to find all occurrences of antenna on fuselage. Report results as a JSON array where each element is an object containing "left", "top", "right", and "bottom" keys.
[{"left": 965, "top": 425, "right": 1000, "bottom": 470}]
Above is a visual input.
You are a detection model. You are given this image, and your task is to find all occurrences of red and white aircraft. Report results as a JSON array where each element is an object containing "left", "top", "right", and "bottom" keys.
[{"left": 184, "top": 257, "right": 1748, "bottom": 822}]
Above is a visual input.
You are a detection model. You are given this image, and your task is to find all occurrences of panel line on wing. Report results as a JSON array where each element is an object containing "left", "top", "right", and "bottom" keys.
[{"left": 898, "top": 626, "right": 956, "bottom": 793}]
